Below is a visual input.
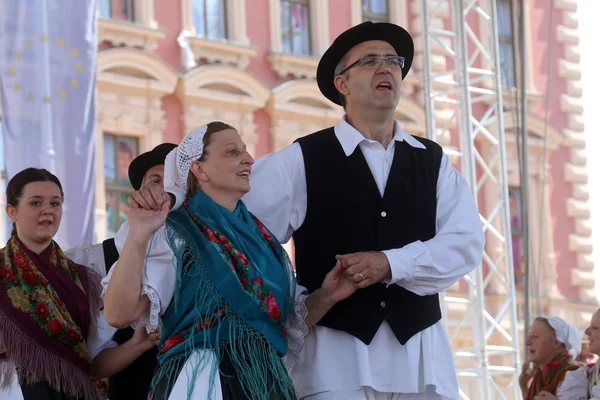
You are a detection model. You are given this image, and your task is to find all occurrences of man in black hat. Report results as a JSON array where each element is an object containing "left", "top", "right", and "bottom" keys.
[
  {"left": 67, "top": 142, "right": 176, "bottom": 400},
  {"left": 130, "top": 22, "right": 483, "bottom": 400}
]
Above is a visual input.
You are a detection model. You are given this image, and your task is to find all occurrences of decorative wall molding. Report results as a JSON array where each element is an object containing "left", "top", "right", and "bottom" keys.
[
  {"left": 97, "top": 48, "right": 179, "bottom": 96},
  {"left": 554, "top": 0, "right": 595, "bottom": 303},
  {"left": 268, "top": 80, "right": 343, "bottom": 150},
  {"left": 98, "top": 19, "right": 165, "bottom": 52},
  {"left": 188, "top": 37, "right": 258, "bottom": 69},
  {"left": 266, "top": 52, "right": 319, "bottom": 79},
  {"left": 176, "top": 65, "right": 270, "bottom": 157},
  {"left": 95, "top": 48, "right": 178, "bottom": 240}
]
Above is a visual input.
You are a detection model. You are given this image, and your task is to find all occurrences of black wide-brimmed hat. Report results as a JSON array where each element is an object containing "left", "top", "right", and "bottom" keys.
[
  {"left": 128, "top": 143, "right": 177, "bottom": 190},
  {"left": 317, "top": 21, "right": 414, "bottom": 106}
]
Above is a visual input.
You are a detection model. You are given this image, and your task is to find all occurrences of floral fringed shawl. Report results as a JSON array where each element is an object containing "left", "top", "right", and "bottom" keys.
[
  {"left": 149, "top": 190, "right": 297, "bottom": 400},
  {"left": 0, "top": 236, "right": 102, "bottom": 400}
]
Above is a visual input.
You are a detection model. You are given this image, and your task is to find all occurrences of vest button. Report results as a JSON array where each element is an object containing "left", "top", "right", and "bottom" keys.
[
  {"left": 381, "top": 211, "right": 387, "bottom": 217},
  {"left": 380, "top": 301, "right": 386, "bottom": 308}
]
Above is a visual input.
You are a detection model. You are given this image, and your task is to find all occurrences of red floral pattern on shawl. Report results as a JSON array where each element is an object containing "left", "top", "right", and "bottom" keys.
[{"left": 0, "top": 236, "right": 102, "bottom": 400}]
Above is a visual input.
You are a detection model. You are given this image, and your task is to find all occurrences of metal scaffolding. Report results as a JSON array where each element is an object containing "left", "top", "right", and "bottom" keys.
[{"left": 420, "top": 0, "right": 521, "bottom": 398}]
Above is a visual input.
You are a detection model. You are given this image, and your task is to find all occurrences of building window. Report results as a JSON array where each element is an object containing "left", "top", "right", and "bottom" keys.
[
  {"left": 192, "top": 0, "right": 227, "bottom": 39},
  {"left": 103, "top": 134, "right": 138, "bottom": 237},
  {"left": 281, "top": 0, "right": 311, "bottom": 56},
  {"left": 98, "top": 0, "right": 135, "bottom": 22},
  {"left": 362, "top": 0, "right": 388, "bottom": 22},
  {"left": 509, "top": 187, "right": 524, "bottom": 291},
  {"left": 497, "top": 0, "right": 516, "bottom": 88}
]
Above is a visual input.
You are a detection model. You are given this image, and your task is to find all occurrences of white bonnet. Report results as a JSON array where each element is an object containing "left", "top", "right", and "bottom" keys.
[
  {"left": 545, "top": 315, "right": 583, "bottom": 357},
  {"left": 164, "top": 124, "right": 208, "bottom": 196}
]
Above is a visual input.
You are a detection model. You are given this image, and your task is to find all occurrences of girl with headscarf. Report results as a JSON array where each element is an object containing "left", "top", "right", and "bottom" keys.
[
  {"left": 102, "top": 122, "right": 357, "bottom": 400},
  {"left": 0, "top": 168, "right": 161, "bottom": 400},
  {"left": 519, "top": 316, "right": 586, "bottom": 400}
]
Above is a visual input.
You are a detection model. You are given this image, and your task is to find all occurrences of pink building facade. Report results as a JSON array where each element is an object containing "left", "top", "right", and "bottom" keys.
[
  {"left": 82, "top": 0, "right": 600, "bottom": 336},
  {"left": 0, "top": 0, "right": 594, "bottom": 389}
]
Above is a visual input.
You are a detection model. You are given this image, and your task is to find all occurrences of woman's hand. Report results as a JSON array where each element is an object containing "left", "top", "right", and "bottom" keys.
[
  {"left": 320, "top": 260, "right": 358, "bottom": 305},
  {"left": 519, "top": 362, "right": 536, "bottom": 391},
  {"left": 89, "top": 326, "right": 162, "bottom": 380},
  {"left": 533, "top": 392, "right": 557, "bottom": 400},
  {"left": 131, "top": 326, "right": 160, "bottom": 352},
  {"left": 127, "top": 193, "right": 170, "bottom": 242},
  {"left": 305, "top": 261, "right": 358, "bottom": 328}
]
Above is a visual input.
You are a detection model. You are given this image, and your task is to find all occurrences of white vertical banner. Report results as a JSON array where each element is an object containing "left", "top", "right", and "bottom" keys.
[{"left": 0, "top": 0, "right": 98, "bottom": 248}]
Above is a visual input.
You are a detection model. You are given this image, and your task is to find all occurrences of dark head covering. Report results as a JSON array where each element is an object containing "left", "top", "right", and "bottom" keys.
[
  {"left": 128, "top": 143, "right": 177, "bottom": 190},
  {"left": 317, "top": 21, "right": 414, "bottom": 106}
]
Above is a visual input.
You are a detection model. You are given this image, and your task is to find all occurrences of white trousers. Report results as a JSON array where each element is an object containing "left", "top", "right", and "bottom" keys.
[{"left": 302, "top": 387, "right": 455, "bottom": 400}]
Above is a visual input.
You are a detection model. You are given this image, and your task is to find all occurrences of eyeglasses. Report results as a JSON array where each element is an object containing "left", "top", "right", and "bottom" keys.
[{"left": 338, "top": 56, "right": 405, "bottom": 76}]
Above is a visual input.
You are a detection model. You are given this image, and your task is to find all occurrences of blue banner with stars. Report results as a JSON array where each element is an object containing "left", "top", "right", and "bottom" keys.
[{"left": 0, "top": 0, "right": 98, "bottom": 248}]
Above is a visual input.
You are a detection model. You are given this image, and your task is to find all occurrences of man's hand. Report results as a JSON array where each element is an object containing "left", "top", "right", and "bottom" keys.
[
  {"left": 337, "top": 251, "right": 391, "bottom": 289},
  {"left": 128, "top": 181, "right": 169, "bottom": 211}
]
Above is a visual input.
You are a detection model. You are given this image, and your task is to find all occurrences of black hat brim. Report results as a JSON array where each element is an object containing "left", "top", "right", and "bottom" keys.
[
  {"left": 317, "top": 22, "right": 414, "bottom": 106},
  {"left": 128, "top": 143, "right": 177, "bottom": 190}
]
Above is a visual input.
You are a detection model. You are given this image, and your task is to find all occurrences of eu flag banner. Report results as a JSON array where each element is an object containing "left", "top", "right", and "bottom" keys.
[{"left": 0, "top": 0, "right": 98, "bottom": 248}]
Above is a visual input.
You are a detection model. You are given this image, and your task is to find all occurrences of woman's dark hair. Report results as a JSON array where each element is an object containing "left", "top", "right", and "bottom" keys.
[
  {"left": 6, "top": 168, "right": 64, "bottom": 237},
  {"left": 186, "top": 121, "right": 237, "bottom": 197}
]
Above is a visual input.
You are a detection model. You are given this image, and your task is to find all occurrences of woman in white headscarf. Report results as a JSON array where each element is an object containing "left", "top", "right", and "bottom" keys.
[
  {"left": 101, "top": 122, "right": 357, "bottom": 400},
  {"left": 519, "top": 316, "right": 586, "bottom": 400},
  {"left": 540, "top": 309, "right": 600, "bottom": 400}
]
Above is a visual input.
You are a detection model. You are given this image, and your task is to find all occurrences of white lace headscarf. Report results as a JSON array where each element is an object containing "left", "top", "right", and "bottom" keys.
[
  {"left": 544, "top": 315, "right": 583, "bottom": 357},
  {"left": 164, "top": 124, "right": 208, "bottom": 198}
]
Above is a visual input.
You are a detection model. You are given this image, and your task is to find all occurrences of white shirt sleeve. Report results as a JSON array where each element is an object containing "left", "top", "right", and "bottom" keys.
[
  {"left": 555, "top": 367, "right": 588, "bottom": 399},
  {"left": 169, "top": 187, "right": 186, "bottom": 211},
  {"left": 381, "top": 152, "right": 485, "bottom": 296},
  {"left": 69, "top": 244, "right": 118, "bottom": 358},
  {"left": 87, "top": 310, "right": 118, "bottom": 359},
  {"left": 592, "top": 384, "right": 600, "bottom": 399},
  {"left": 241, "top": 143, "right": 307, "bottom": 243},
  {"left": 102, "top": 223, "right": 178, "bottom": 332},
  {"left": 65, "top": 243, "right": 107, "bottom": 279}
]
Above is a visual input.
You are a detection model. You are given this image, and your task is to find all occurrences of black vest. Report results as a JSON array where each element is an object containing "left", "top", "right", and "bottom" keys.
[
  {"left": 103, "top": 238, "right": 158, "bottom": 400},
  {"left": 293, "top": 128, "right": 442, "bottom": 345}
]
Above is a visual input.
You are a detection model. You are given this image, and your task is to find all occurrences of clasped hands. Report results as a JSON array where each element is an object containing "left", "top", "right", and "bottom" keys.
[
  {"left": 320, "top": 251, "right": 392, "bottom": 303},
  {"left": 336, "top": 251, "right": 392, "bottom": 289}
]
